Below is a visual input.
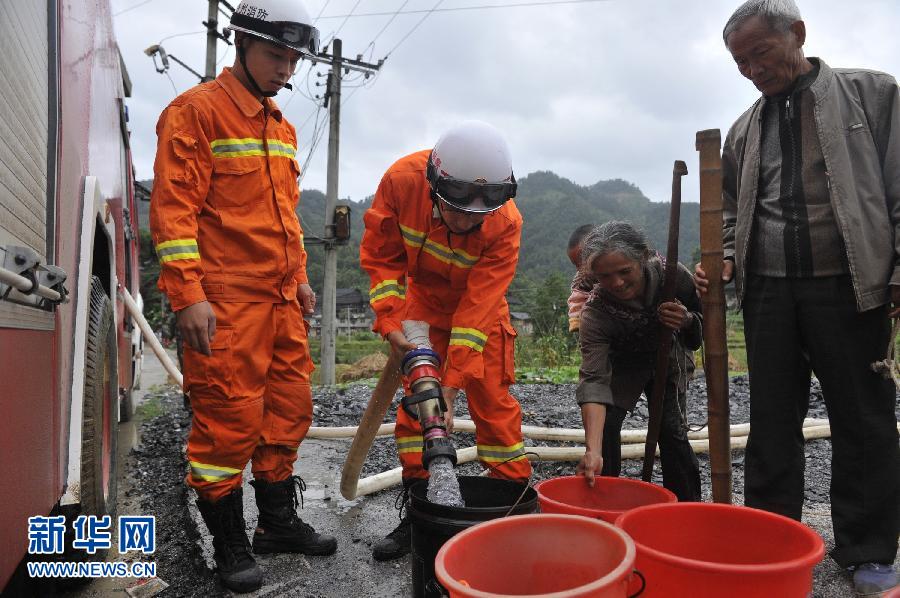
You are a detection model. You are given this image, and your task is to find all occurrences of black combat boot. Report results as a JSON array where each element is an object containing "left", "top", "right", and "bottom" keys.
[
  {"left": 250, "top": 476, "right": 337, "bottom": 556},
  {"left": 196, "top": 489, "right": 263, "bottom": 593},
  {"left": 372, "top": 479, "right": 418, "bottom": 561}
]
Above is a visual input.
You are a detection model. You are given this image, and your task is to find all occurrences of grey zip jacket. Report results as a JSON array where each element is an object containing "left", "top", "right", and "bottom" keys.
[{"left": 723, "top": 58, "right": 900, "bottom": 312}]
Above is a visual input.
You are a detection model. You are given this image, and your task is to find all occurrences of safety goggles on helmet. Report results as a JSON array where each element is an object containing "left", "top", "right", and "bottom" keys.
[
  {"left": 229, "top": 12, "right": 319, "bottom": 56},
  {"left": 427, "top": 155, "right": 517, "bottom": 214}
]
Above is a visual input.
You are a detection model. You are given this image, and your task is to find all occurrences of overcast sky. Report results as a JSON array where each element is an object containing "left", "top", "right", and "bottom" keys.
[{"left": 113, "top": 0, "right": 900, "bottom": 206}]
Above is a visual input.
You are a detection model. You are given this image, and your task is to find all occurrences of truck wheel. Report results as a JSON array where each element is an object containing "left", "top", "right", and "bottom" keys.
[
  {"left": 79, "top": 276, "right": 119, "bottom": 526},
  {"left": 57, "top": 276, "right": 120, "bottom": 587}
]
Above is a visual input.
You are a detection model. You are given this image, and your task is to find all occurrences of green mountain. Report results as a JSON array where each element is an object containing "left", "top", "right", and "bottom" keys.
[
  {"left": 138, "top": 172, "right": 701, "bottom": 296},
  {"left": 513, "top": 171, "right": 700, "bottom": 280}
]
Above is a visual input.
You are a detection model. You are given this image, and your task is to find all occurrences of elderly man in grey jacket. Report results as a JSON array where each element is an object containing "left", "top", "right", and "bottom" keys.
[{"left": 696, "top": 0, "right": 899, "bottom": 594}]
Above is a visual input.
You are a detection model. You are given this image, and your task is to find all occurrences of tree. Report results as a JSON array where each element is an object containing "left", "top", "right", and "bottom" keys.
[{"left": 529, "top": 272, "right": 571, "bottom": 337}]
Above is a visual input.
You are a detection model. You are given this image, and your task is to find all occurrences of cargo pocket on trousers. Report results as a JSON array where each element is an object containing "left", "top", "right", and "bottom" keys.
[
  {"left": 501, "top": 319, "right": 517, "bottom": 385},
  {"left": 301, "top": 318, "right": 315, "bottom": 376},
  {"left": 185, "top": 327, "right": 235, "bottom": 399}
]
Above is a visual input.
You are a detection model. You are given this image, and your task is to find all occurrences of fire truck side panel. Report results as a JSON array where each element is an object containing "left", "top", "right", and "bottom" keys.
[
  {"left": 0, "top": 0, "right": 60, "bottom": 588},
  {"left": 0, "top": 0, "right": 136, "bottom": 589},
  {"left": 0, "top": 330, "right": 58, "bottom": 590}
]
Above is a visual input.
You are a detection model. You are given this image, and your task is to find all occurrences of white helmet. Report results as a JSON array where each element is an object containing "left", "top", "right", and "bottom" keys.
[
  {"left": 227, "top": 0, "right": 319, "bottom": 56},
  {"left": 427, "top": 120, "right": 517, "bottom": 214}
]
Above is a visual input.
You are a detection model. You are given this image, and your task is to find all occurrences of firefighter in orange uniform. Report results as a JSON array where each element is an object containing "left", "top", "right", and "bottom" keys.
[
  {"left": 361, "top": 121, "right": 531, "bottom": 561},
  {"left": 149, "top": 1, "right": 335, "bottom": 592}
]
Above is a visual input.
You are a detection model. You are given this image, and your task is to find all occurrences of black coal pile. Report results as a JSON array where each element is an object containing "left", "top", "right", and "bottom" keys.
[{"left": 128, "top": 389, "right": 220, "bottom": 598}]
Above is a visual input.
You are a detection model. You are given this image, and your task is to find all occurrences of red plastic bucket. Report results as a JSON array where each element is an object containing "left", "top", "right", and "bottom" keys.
[
  {"left": 615, "top": 503, "right": 825, "bottom": 597},
  {"left": 535, "top": 476, "right": 677, "bottom": 523},
  {"left": 435, "top": 513, "right": 637, "bottom": 597}
]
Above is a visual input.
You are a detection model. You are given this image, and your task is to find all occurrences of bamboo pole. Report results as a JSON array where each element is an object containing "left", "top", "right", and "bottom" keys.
[{"left": 697, "top": 129, "right": 732, "bottom": 504}]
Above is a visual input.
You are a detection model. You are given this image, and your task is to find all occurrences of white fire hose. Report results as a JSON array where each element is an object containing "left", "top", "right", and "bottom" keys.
[
  {"left": 121, "top": 287, "right": 183, "bottom": 387},
  {"left": 120, "top": 289, "right": 892, "bottom": 499}
]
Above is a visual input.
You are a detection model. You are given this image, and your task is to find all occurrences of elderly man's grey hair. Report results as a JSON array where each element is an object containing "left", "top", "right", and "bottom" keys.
[
  {"left": 723, "top": 0, "right": 803, "bottom": 43},
  {"left": 580, "top": 221, "right": 651, "bottom": 274}
]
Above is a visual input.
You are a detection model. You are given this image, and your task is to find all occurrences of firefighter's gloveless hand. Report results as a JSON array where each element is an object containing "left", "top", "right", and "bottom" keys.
[
  {"left": 177, "top": 301, "right": 216, "bottom": 356},
  {"left": 442, "top": 387, "right": 459, "bottom": 433},
  {"left": 385, "top": 330, "right": 416, "bottom": 363},
  {"left": 298, "top": 283, "right": 316, "bottom": 315}
]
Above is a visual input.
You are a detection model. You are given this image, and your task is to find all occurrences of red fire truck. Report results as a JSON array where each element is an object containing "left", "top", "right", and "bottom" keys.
[{"left": 0, "top": 0, "right": 143, "bottom": 590}]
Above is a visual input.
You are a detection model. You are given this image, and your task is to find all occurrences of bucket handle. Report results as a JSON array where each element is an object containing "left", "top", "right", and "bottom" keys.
[
  {"left": 425, "top": 578, "right": 449, "bottom": 597},
  {"left": 627, "top": 569, "right": 646, "bottom": 598},
  {"left": 486, "top": 451, "right": 545, "bottom": 518}
]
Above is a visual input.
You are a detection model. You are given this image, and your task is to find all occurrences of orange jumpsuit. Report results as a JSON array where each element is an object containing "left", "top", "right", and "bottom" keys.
[
  {"left": 360, "top": 150, "right": 531, "bottom": 483},
  {"left": 149, "top": 68, "right": 314, "bottom": 502}
]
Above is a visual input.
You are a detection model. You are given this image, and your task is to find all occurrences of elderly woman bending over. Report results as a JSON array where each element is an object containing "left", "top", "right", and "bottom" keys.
[{"left": 576, "top": 221, "right": 702, "bottom": 501}]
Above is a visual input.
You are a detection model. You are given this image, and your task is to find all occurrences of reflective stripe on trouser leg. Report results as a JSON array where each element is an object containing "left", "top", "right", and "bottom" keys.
[
  {"left": 252, "top": 300, "right": 315, "bottom": 482},
  {"left": 465, "top": 320, "right": 530, "bottom": 481},
  {"left": 185, "top": 302, "right": 274, "bottom": 501}
]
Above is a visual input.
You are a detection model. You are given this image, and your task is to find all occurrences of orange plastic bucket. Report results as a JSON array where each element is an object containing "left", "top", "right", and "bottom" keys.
[
  {"left": 535, "top": 476, "right": 676, "bottom": 523},
  {"left": 434, "top": 513, "right": 637, "bottom": 598},
  {"left": 615, "top": 503, "right": 825, "bottom": 597}
]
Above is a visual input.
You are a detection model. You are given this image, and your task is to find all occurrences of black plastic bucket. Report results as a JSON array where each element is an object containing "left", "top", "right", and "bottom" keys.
[{"left": 408, "top": 476, "right": 538, "bottom": 598}]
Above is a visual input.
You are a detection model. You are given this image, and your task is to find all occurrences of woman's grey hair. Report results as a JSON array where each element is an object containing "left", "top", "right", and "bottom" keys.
[
  {"left": 723, "top": 0, "right": 802, "bottom": 43},
  {"left": 580, "top": 221, "right": 651, "bottom": 273}
]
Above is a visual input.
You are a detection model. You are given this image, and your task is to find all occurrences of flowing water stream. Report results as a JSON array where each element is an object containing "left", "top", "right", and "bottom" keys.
[{"left": 426, "top": 457, "right": 464, "bottom": 507}]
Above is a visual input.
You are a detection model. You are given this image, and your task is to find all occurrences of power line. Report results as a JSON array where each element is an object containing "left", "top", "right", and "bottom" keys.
[
  {"left": 317, "top": 0, "right": 613, "bottom": 19},
  {"left": 362, "top": 0, "right": 410, "bottom": 54},
  {"left": 159, "top": 30, "right": 205, "bottom": 44},
  {"left": 323, "top": 0, "right": 361, "bottom": 48},
  {"left": 385, "top": 0, "right": 445, "bottom": 57},
  {"left": 113, "top": 0, "right": 156, "bottom": 17},
  {"left": 313, "top": 0, "right": 331, "bottom": 23}
]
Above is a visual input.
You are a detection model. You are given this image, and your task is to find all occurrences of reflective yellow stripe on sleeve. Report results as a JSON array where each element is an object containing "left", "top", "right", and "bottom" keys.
[
  {"left": 449, "top": 327, "right": 488, "bottom": 351},
  {"left": 155, "top": 238, "right": 200, "bottom": 264},
  {"left": 369, "top": 279, "right": 406, "bottom": 305}
]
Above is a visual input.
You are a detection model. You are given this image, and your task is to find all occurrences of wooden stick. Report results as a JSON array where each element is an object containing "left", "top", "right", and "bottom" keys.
[
  {"left": 642, "top": 160, "right": 688, "bottom": 482},
  {"left": 696, "top": 129, "right": 732, "bottom": 504}
]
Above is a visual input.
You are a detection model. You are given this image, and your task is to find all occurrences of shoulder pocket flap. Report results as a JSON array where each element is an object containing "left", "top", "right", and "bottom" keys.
[
  {"left": 172, "top": 132, "right": 198, "bottom": 159},
  {"left": 209, "top": 327, "right": 234, "bottom": 350}
]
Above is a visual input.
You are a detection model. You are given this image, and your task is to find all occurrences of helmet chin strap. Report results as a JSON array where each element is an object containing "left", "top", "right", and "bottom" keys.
[
  {"left": 238, "top": 41, "right": 279, "bottom": 98},
  {"left": 430, "top": 192, "right": 482, "bottom": 236}
]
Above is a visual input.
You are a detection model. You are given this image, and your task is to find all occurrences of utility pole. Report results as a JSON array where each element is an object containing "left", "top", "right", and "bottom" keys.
[
  {"left": 204, "top": 0, "right": 219, "bottom": 81},
  {"left": 319, "top": 39, "right": 342, "bottom": 386},
  {"left": 313, "top": 39, "right": 382, "bottom": 385}
]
